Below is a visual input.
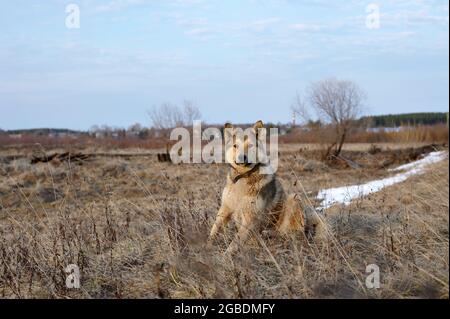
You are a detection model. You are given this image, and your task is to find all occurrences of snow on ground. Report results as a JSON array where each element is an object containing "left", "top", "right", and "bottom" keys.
[
  {"left": 388, "top": 151, "right": 447, "bottom": 172},
  {"left": 316, "top": 151, "right": 448, "bottom": 210}
]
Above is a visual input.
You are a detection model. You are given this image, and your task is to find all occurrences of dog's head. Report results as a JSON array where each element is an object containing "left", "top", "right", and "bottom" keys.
[{"left": 224, "top": 120, "right": 266, "bottom": 173}]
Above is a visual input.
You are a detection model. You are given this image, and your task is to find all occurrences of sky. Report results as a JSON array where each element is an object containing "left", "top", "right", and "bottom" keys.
[{"left": 0, "top": 0, "right": 448, "bottom": 130}]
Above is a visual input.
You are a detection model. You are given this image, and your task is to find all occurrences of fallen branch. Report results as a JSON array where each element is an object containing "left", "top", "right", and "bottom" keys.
[{"left": 31, "top": 152, "right": 91, "bottom": 164}]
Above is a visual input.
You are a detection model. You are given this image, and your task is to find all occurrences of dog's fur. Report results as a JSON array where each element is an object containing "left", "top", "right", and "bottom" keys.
[{"left": 209, "top": 121, "right": 325, "bottom": 254}]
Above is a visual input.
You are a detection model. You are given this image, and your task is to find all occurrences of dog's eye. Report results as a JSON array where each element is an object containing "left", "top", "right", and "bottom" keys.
[{"left": 233, "top": 144, "right": 238, "bottom": 149}]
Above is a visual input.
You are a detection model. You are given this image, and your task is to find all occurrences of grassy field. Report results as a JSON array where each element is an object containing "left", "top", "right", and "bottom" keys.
[{"left": 0, "top": 143, "right": 448, "bottom": 298}]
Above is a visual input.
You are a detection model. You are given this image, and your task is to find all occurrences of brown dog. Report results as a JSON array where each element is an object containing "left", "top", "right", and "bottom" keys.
[{"left": 208, "top": 121, "right": 324, "bottom": 254}]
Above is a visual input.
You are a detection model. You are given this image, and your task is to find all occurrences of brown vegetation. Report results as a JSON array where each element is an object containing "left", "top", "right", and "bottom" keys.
[
  {"left": 0, "top": 144, "right": 448, "bottom": 298},
  {"left": 282, "top": 124, "right": 449, "bottom": 145}
]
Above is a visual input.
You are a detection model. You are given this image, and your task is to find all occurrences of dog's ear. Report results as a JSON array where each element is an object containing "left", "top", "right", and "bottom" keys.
[
  {"left": 253, "top": 120, "right": 264, "bottom": 131},
  {"left": 224, "top": 123, "right": 234, "bottom": 144},
  {"left": 253, "top": 120, "right": 264, "bottom": 137}
]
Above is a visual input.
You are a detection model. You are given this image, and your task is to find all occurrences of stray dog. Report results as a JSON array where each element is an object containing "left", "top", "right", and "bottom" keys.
[{"left": 208, "top": 121, "right": 325, "bottom": 254}]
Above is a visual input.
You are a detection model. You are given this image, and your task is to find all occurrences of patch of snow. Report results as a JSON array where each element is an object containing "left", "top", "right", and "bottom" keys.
[
  {"left": 389, "top": 151, "right": 447, "bottom": 172},
  {"left": 317, "top": 151, "right": 448, "bottom": 210}
]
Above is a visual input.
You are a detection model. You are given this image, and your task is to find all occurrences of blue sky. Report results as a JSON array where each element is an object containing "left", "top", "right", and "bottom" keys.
[{"left": 0, "top": 0, "right": 448, "bottom": 130}]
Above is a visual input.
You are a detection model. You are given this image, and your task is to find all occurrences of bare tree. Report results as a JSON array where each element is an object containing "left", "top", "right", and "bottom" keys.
[
  {"left": 89, "top": 125, "right": 100, "bottom": 136},
  {"left": 148, "top": 100, "right": 202, "bottom": 131},
  {"left": 127, "top": 123, "right": 143, "bottom": 137},
  {"left": 148, "top": 103, "right": 181, "bottom": 130},
  {"left": 290, "top": 94, "right": 310, "bottom": 125},
  {"left": 292, "top": 78, "right": 366, "bottom": 159},
  {"left": 182, "top": 100, "right": 202, "bottom": 125}
]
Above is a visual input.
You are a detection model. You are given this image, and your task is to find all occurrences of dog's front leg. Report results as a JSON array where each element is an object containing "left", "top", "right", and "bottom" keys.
[
  {"left": 225, "top": 216, "right": 254, "bottom": 254},
  {"left": 209, "top": 205, "right": 232, "bottom": 243}
]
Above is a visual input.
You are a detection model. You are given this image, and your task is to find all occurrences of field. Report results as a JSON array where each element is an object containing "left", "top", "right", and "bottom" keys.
[{"left": 0, "top": 142, "right": 448, "bottom": 299}]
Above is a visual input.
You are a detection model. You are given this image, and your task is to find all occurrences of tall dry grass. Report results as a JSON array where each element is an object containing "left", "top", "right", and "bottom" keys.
[{"left": 0, "top": 150, "right": 448, "bottom": 298}]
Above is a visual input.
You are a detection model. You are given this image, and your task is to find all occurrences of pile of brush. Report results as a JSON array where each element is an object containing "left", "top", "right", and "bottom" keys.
[{"left": 31, "top": 152, "right": 91, "bottom": 164}]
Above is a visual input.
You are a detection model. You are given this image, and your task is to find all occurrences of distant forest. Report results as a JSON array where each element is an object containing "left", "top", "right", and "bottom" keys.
[
  {"left": 4, "top": 128, "right": 83, "bottom": 135},
  {"left": 358, "top": 112, "right": 448, "bottom": 127},
  {"left": 1, "top": 112, "right": 448, "bottom": 135}
]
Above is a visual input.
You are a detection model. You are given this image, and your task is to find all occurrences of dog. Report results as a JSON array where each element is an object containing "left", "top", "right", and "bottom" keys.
[{"left": 208, "top": 120, "right": 325, "bottom": 254}]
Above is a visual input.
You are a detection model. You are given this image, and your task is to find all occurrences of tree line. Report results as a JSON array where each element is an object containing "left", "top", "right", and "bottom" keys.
[{"left": 358, "top": 112, "right": 448, "bottom": 127}]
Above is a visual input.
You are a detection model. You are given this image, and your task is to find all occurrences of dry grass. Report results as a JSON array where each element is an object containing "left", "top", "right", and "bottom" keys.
[
  {"left": 0, "top": 135, "right": 168, "bottom": 152},
  {"left": 282, "top": 124, "right": 449, "bottom": 144},
  {"left": 348, "top": 125, "right": 449, "bottom": 143},
  {"left": 2, "top": 124, "right": 447, "bottom": 153},
  {"left": 0, "top": 145, "right": 448, "bottom": 299}
]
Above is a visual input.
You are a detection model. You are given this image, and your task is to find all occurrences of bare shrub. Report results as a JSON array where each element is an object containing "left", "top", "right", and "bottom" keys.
[{"left": 148, "top": 100, "right": 201, "bottom": 131}]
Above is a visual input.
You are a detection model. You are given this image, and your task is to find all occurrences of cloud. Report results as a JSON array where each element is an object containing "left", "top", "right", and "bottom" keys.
[
  {"left": 185, "top": 27, "right": 212, "bottom": 35},
  {"left": 92, "top": 0, "right": 207, "bottom": 13},
  {"left": 289, "top": 23, "right": 327, "bottom": 32},
  {"left": 177, "top": 17, "right": 209, "bottom": 27},
  {"left": 172, "top": 0, "right": 207, "bottom": 5},
  {"left": 93, "top": 0, "right": 150, "bottom": 12},
  {"left": 249, "top": 17, "right": 280, "bottom": 31}
]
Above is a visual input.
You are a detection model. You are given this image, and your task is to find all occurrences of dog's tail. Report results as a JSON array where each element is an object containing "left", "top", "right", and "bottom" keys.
[
  {"left": 278, "top": 194, "right": 329, "bottom": 241},
  {"left": 277, "top": 194, "right": 305, "bottom": 234},
  {"left": 303, "top": 206, "right": 328, "bottom": 242}
]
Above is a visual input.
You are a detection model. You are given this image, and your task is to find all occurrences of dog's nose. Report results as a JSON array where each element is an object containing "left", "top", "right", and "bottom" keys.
[{"left": 238, "top": 154, "right": 248, "bottom": 164}]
